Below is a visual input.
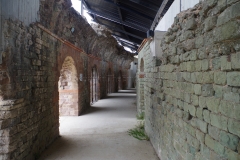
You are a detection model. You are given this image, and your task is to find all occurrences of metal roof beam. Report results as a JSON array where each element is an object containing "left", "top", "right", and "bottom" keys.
[
  {"left": 121, "top": 43, "right": 138, "bottom": 50},
  {"left": 104, "top": 0, "right": 154, "bottom": 20},
  {"left": 126, "top": 0, "right": 159, "bottom": 11},
  {"left": 113, "top": 29, "right": 144, "bottom": 40},
  {"left": 151, "top": 0, "right": 171, "bottom": 30},
  {"left": 82, "top": 0, "right": 91, "bottom": 10},
  {"left": 120, "top": 40, "right": 138, "bottom": 46},
  {"left": 93, "top": 21, "right": 144, "bottom": 40},
  {"left": 112, "top": 34, "right": 140, "bottom": 46},
  {"left": 115, "top": 37, "right": 137, "bottom": 52},
  {"left": 113, "top": 0, "right": 131, "bottom": 41},
  {"left": 86, "top": 9, "right": 148, "bottom": 32},
  {"left": 120, "top": 42, "right": 138, "bottom": 49},
  {"left": 83, "top": 0, "right": 150, "bottom": 29},
  {"left": 119, "top": 40, "right": 139, "bottom": 47}
]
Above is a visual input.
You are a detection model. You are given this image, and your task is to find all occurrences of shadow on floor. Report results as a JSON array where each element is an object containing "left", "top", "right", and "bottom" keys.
[
  {"left": 106, "top": 95, "right": 136, "bottom": 99},
  {"left": 84, "top": 106, "right": 116, "bottom": 115},
  {"left": 118, "top": 89, "right": 136, "bottom": 94},
  {"left": 39, "top": 136, "right": 76, "bottom": 160}
]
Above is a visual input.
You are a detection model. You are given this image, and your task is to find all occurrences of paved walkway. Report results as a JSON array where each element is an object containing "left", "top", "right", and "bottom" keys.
[{"left": 39, "top": 89, "right": 159, "bottom": 160}]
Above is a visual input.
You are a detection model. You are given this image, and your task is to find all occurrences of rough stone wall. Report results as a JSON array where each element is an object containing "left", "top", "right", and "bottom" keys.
[
  {"left": 39, "top": 0, "right": 133, "bottom": 64},
  {"left": 0, "top": 0, "right": 133, "bottom": 159},
  {"left": 138, "top": 0, "right": 240, "bottom": 160}
]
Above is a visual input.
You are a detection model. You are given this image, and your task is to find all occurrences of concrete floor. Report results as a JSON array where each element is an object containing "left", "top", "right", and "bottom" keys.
[{"left": 39, "top": 89, "right": 159, "bottom": 160}]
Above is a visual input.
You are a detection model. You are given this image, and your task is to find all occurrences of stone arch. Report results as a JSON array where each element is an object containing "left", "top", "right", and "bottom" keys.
[
  {"left": 140, "top": 58, "right": 144, "bottom": 72},
  {"left": 58, "top": 56, "right": 79, "bottom": 116},
  {"left": 90, "top": 65, "right": 100, "bottom": 104}
]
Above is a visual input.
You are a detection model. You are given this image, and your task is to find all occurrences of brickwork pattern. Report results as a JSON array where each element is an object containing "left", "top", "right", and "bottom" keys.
[
  {"left": 138, "top": 0, "right": 240, "bottom": 159},
  {"left": 0, "top": 1, "right": 132, "bottom": 158},
  {"left": 0, "top": 20, "right": 60, "bottom": 159}
]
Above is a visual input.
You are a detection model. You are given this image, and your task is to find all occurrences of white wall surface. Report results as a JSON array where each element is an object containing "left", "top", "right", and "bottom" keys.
[{"left": 155, "top": 0, "right": 200, "bottom": 31}]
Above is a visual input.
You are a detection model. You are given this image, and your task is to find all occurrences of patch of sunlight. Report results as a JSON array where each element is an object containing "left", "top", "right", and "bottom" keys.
[{"left": 71, "top": 0, "right": 93, "bottom": 25}]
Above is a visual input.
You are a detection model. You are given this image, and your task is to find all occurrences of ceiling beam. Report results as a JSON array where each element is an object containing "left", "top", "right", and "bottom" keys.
[
  {"left": 104, "top": 0, "right": 154, "bottom": 20},
  {"left": 124, "top": 0, "right": 159, "bottom": 11},
  {"left": 116, "top": 40, "right": 137, "bottom": 53},
  {"left": 151, "top": 0, "right": 170, "bottom": 30},
  {"left": 119, "top": 39, "right": 139, "bottom": 47},
  {"left": 112, "top": 34, "right": 140, "bottom": 46},
  {"left": 82, "top": 0, "right": 149, "bottom": 31},
  {"left": 113, "top": 0, "right": 131, "bottom": 41},
  {"left": 86, "top": 9, "right": 148, "bottom": 32},
  {"left": 82, "top": 0, "right": 91, "bottom": 10},
  {"left": 121, "top": 43, "right": 138, "bottom": 49},
  {"left": 113, "top": 29, "right": 144, "bottom": 40},
  {"left": 83, "top": 0, "right": 150, "bottom": 30},
  {"left": 121, "top": 43, "right": 138, "bottom": 50},
  {"left": 120, "top": 40, "right": 138, "bottom": 46},
  {"left": 94, "top": 21, "right": 144, "bottom": 40},
  {"left": 114, "top": 37, "right": 138, "bottom": 53}
]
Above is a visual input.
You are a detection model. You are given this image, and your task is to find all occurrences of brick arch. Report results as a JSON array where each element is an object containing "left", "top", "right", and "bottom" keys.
[{"left": 58, "top": 56, "right": 79, "bottom": 116}]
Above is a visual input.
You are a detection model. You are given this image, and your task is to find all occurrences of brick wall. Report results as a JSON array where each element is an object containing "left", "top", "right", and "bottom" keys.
[
  {"left": 138, "top": 0, "right": 240, "bottom": 159},
  {"left": 0, "top": 20, "right": 60, "bottom": 160},
  {"left": 0, "top": 0, "right": 133, "bottom": 159}
]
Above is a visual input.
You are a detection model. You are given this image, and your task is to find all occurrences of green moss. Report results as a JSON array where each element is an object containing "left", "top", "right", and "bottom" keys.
[
  {"left": 136, "top": 112, "right": 145, "bottom": 120},
  {"left": 128, "top": 122, "right": 149, "bottom": 141}
]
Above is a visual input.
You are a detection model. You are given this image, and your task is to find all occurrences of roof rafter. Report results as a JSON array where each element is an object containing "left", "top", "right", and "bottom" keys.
[
  {"left": 104, "top": 0, "right": 154, "bottom": 20},
  {"left": 151, "top": 0, "right": 170, "bottom": 30},
  {"left": 86, "top": 9, "right": 148, "bottom": 32},
  {"left": 112, "top": 34, "right": 140, "bottom": 46},
  {"left": 123, "top": 0, "right": 159, "bottom": 11},
  {"left": 113, "top": 0, "right": 131, "bottom": 41},
  {"left": 94, "top": 20, "right": 144, "bottom": 40}
]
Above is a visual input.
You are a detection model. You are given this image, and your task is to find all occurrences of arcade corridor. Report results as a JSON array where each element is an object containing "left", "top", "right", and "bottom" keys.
[{"left": 39, "top": 89, "right": 159, "bottom": 160}]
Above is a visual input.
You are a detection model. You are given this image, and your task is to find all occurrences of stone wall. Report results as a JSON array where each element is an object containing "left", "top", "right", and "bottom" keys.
[
  {"left": 138, "top": 0, "right": 240, "bottom": 159},
  {"left": 0, "top": 0, "right": 133, "bottom": 159}
]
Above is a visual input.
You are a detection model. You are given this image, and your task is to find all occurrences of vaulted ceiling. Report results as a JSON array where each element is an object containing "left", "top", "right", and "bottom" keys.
[{"left": 82, "top": 0, "right": 174, "bottom": 54}]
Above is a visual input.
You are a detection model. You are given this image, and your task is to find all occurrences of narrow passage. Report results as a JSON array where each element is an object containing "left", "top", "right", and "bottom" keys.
[{"left": 39, "top": 89, "right": 159, "bottom": 160}]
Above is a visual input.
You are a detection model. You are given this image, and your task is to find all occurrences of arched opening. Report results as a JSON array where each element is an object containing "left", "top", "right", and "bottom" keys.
[
  {"left": 140, "top": 58, "right": 144, "bottom": 72},
  {"left": 118, "top": 71, "right": 123, "bottom": 90},
  {"left": 58, "top": 56, "right": 79, "bottom": 116},
  {"left": 90, "top": 66, "right": 99, "bottom": 104},
  {"left": 106, "top": 69, "right": 112, "bottom": 94}
]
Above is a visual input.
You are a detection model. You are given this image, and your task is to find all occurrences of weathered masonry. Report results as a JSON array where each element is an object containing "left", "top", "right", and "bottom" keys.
[
  {"left": 137, "top": 1, "right": 240, "bottom": 160},
  {"left": 0, "top": 0, "right": 133, "bottom": 159}
]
